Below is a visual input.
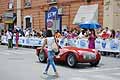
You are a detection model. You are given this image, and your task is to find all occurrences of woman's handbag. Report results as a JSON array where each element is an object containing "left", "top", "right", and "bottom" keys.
[{"left": 51, "top": 40, "right": 60, "bottom": 55}]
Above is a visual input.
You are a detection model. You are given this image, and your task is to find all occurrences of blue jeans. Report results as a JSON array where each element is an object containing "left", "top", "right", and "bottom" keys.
[{"left": 45, "top": 51, "right": 56, "bottom": 72}]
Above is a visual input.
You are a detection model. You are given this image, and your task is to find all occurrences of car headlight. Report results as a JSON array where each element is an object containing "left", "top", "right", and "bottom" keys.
[
  {"left": 83, "top": 52, "right": 96, "bottom": 60},
  {"left": 78, "top": 51, "right": 96, "bottom": 60}
]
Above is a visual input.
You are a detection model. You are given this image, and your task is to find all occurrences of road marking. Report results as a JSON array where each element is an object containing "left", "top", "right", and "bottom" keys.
[
  {"left": 112, "top": 73, "right": 120, "bottom": 76},
  {"left": 0, "top": 52, "right": 10, "bottom": 55},
  {"left": 70, "top": 73, "right": 119, "bottom": 80},
  {"left": 91, "top": 74, "right": 118, "bottom": 80},
  {"left": 71, "top": 77, "right": 87, "bottom": 80},
  {"left": 0, "top": 48, "right": 34, "bottom": 55},
  {"left": 79, "top": 67, "right": 120, "bottom": 73}
]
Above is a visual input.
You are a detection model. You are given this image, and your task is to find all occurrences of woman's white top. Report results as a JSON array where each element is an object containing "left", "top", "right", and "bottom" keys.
[{"left": 47, "top": 37, "right": 55, "bottom": 51}]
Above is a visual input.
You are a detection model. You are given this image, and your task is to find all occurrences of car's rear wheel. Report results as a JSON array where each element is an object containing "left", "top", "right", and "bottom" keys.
[
  {"left": 38, "top": 50, "right": 46, "bottom": 63},
  {"left": 90, "top": 60, "right": 99, "bottom": 67},
  {"left": 66, "top": 53, "right": 77, "bottom": 67}
]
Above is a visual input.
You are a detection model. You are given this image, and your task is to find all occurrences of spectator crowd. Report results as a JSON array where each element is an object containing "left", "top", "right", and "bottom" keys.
[{"left": 0, "top": 26, "right": 120, "bottom": 47}]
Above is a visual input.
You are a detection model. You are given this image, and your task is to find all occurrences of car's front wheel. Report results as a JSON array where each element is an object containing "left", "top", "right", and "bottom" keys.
[
  {"left": 66, "top": 53, "right": 77, "bottom": 67},
  {"left": 90, "top": 61, "right": 99, "bottom": 67},
  {"left": 38, "top": 50, "right": 46, "bottom": 63}
]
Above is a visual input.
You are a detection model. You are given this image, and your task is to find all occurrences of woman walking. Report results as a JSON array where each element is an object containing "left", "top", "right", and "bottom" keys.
[
  {"left": 40, "top": 30, "right": 59, "bottom": 77},
  {"left": 15, "top": 30, "right": 19, "bottom": 49}
]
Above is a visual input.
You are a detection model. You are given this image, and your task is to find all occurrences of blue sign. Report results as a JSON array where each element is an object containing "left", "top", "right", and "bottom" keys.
[
  {"left": 79, "top": 39, "right": 88, "bottom": 48},
  {"left": 102, "top": 40, "right": 106, "bottom": 48},
  {"left": 38, "top": 40, "right": 41, "bottom": 45},
  {"left": 60, "top": 39, "right": 64, "bottom": 45},
  {"left": 110, "top": 40, "right": 119, "bottom": 50},
  {"left": 26, "top": 38, "right": 30, "bottom": 44},
  {"left": 80, "top": 40, "right": 86, "bottom": 47},
  {"left": 22, "top": 39, "right": 24, "bottom": 43},
  {"left": 47, "top": 7, "right": 58, "bottom": 19}
]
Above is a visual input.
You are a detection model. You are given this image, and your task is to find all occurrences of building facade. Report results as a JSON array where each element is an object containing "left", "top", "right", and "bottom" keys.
[
  {"left": 0, "top": 0, "right": 104, "bottom": 32},
  {"left": 103, "top": 0, "right": 120, "bottom": 30}
]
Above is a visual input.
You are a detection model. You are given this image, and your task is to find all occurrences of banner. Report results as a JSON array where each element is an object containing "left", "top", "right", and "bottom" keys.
[
  {"left": 1, "top": 36, "right": 43, "bottom": 46},
  {"left": 95, "top": 38, "right": 120, "bottom": 52},
  {"left": 47, "top": 6, "right": 58, "bottom": 29},
  {"left": 76, "top": 39, "right": 88, "bottom": 48},
  {"left": 1, "top": 36, "right": 120, "bottom": 52}
]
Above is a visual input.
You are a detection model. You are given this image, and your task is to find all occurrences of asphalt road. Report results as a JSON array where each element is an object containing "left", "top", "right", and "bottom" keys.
[{"left": 0, "top": 45, "right": 120, "bottom": 80}]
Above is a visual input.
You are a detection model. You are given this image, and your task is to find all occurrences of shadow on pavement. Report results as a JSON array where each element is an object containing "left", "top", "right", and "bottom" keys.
[
  {"left": 36, "top": 61, "right": 103, "bottom": 69},
  {"left": 40, "top": 74, "right": 59, "bottom": 80}
]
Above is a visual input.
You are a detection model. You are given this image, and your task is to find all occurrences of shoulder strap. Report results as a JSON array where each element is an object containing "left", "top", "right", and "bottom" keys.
[
  {"left": 54, "top": 37, "right": 59, "bottom": 48},
  {"left": 41, "top": 38, "right": 47, "bottom": 50},
  {"left": 45, "top": 38, "right": 47, "bottom": 44}
]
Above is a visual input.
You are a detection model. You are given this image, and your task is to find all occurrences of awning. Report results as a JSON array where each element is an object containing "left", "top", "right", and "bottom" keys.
[
  {"left": 73, "top": 4, "right": 98, "bottom": 24},
  {"left": 4, "top": 16, "right": 16, "bottom": 24},
  {"left": 3, "top": 12, "right": 16, "bottom": 24}
]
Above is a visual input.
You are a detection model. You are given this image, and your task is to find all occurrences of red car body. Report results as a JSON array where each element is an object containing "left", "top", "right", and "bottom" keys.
[{"left": 36, "top": 46, "right": 101, "bottom": 67}]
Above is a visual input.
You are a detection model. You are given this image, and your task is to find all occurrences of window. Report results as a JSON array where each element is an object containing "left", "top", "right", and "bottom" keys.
[
  {"left": 0, "top": 16, "right": 2, "bottom": 21},
  {"left": 8, "top": 0, "right": 13, "bottom": 10},
  {"left": 47, "top": 0, "right": 57, "bottom": 4},
  {"left": 84, "top": 0, "right": 92, "bottom": 3},
  {"left": 24, "top": 0, "right": 31, "bottom": 8}
]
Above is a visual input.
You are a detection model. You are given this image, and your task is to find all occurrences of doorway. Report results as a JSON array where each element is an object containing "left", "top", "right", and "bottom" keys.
[{"left": 26, "top": 17, "right": 31, "bottom": 29}]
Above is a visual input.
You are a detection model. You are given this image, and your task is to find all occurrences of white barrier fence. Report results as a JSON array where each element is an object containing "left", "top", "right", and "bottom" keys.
[
  {"left": 1, "top": 36, "right": 44, "bottom": 47},
  {"left": 1, "top": 36, "right": 120, "bottom": 52}
]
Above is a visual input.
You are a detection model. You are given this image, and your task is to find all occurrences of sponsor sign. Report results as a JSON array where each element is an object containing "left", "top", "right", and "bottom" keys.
[
  {"left": 47, "top": 7, "right": 58, "bottom": 19},
  {"left": 1, "top": 36, "right": 120, "bottom": 52},
  {"left": 1, "top": 36, "right": 43, "bottom": 46},
  {"left": 46, "top": 7, "right": 58, "bottom": 29}
]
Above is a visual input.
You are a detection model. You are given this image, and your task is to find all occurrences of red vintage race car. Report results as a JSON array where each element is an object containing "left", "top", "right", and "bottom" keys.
[{"left": 36, "top": 46, "right": 101, "bottom": 67}]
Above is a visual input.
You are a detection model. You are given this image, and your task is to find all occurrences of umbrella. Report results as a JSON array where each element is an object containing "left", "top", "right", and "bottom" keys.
[{"left": 79, "top": 21, "right": 101, "bottom": 29}]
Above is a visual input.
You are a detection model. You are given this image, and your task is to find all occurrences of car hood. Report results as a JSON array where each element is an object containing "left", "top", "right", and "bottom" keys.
[{"left": 63, "top": 46, "right": 96, "bottom": 53}]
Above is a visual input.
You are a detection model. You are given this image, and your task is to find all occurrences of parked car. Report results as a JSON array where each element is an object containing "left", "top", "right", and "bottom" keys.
[{"left": 36, "top": 46, "right": 101, "bottom": 67}]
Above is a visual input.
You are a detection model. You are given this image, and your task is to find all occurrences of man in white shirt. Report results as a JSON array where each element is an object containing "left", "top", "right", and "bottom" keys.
[
  {"left": 6, "top": 30, "right": 13, "bottom": 48},
  {"left": 104, "top": 27, "right": 111, "bottom": 37}
]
